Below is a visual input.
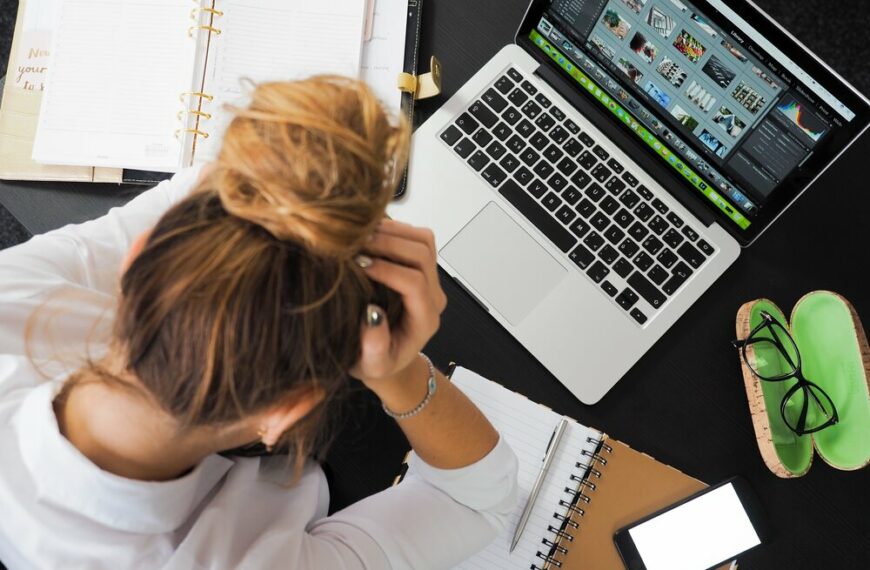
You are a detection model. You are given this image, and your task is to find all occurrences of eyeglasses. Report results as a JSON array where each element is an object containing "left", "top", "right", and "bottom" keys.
[{"left": 732, "top": 311, "right": 838, "bottom": 436}]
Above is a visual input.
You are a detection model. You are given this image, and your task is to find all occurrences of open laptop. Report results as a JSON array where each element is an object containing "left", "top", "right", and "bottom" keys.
[{"left": 388, "top": 0, "right": 870, "bottom": 404}]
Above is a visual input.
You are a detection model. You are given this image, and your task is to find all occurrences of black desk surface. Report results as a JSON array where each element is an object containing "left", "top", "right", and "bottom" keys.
[{"left": 2, "top": 2, "right": 868, "bottom": 568}]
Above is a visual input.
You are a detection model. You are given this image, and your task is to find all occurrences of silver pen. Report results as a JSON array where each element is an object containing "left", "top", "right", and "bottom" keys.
[{"left": 510, "top": 417, "right": 569, "bottom": 553}]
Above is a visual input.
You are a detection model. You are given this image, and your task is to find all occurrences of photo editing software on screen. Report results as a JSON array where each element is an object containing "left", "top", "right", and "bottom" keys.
[{"left": 534, "top": 0, "right": 856, "bottom": 230}]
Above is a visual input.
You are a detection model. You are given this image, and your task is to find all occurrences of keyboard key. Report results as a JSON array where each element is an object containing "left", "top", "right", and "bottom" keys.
[
  {"left": 591, "top": 163, "right": 612, "bottom": 183},
  {"left": 633, "top": 251, "right": 654, "bottom": 272},
  {"left": 556, "top": 204, "right": 576, "bottom": 225},
  {"left": 600, "top": 196, "right": 620, "bottom": 216},
  {"left": 515, "top": 166, "right": 534, "bottom": 186},
  {"left": 468, "top": 101, "right": 496, "bottom": 129},
  {"left": 630, "top": 308, "right": 648, "bottom": 324},
  {"left": 564, "top": 119, "right": 580, "bottom": 134},
  {"left": 517, "top": 119, "right": 535, "bottom": 138},
  {"left": 527, "top": 179, "right": 547, "bottom": 198},
  {"left": 642, "top": 236, "right": 663, "bottom": 255},
  {"left": 535, "top": 114, "right": 556, "bottom": 131},
  {"left": 569, "top": 244, "right": 595, "bottom": 269},
  {"left": 681, "top": 226, "right": 699, "bottom": 242},
  {"left": 507, "top": 135, "right": 526, "bottom": 154},
  {"left": 520, "top": 148, "right": 540, "bottom": 166},
  {"left": 482, "top": 88, "right": 508, "bottom": 113},
  {"left": 599, "top": 245, "right": 619, "bottom": 264},
  {"left": 662, "top": 262, "right": 693, "bottom": 295},
  {"left": 622, "top": 172, "right": 639, "bottom": 187},
  {"left": 569, "top": 218, "right": 591, "bottom": 238},
  {"left": 584, "top": 231, "right": 605, "bottom": 252},
  {"left": 521, "top": 101, "right": 542, "bottom": 119},
  {"left": 651, "top": 198, "right": 669, "bottom": 215},
  {"left": 634, "top": 202, "right": 654, "bottom": 222},
  {"left": 441, "top": 125, "right": 462, "bottom": 145},
  {"left": 602, "top": 281, "right": 618, "bottom": 297},
  {"left": 549, "top": 173, "right": 569, "bottom": 192},
  {"left": 628, "top": 221, "right": 649, "bottom": 242},
  {"left": 495, "top": 75, "right": 514, "bottom": 94},
  {"left": 672, "top": 261, "right": 693, "bottom": 280},
  {"left": 587, "top": 261, "right": 610, "bottom": 283},
  {"left": 501, "top": 107, "right": 522, "bottom": 125},
  {"left": 649, "top": 265, "right": 669, "bottom": 285},
  {"left": 544, "top": 144, "right": 564, "bottom": 164},
  {"left": 607, "top": 158, "right": 624, "bottom": 174},
  {"left": 616, "top": 288, "right": 639, "bottom": 310},
  {"left": 542, "top": 192, "right": 562, "bottom": 212},
  {"left": 585, "top": 183, "right": 605, "bottom": 202},
  {"left": 613, "top": 257, "right": 633, "bottom": 278},
  {"left": 619, "top": 239, "right": 640, "bottom": 257},
  {"left": 571, "top": 170, "right": 592, "bottom": 189},
  {"left": 481, "top": 163, "right": 507, "bottom": 187},
  {"left": 550, "top": 106, "right": 566, "bottom": 121},
  {"left": 499, "top": 180, "right": 577, "bottom": 252},
  {"left": 467, "top": 150, "right": 489, "bottom": 171},
  {"left": 535, "top": 93, "right": 551, "bottom": 108},
  {"left": 663, "top": 228, "right": 684, "bottom": 249},
  {"left": 507, "top": 68, "right": 523, "bottom": 82},
  {"left": 657, "top": 248, "right": 678, "bottom": 269},
  {"left": 677, "top": 242, "right": 705, "bottom": 269},
  {"left": 628, "top": 272, "right": 666, "bottom": 309},
  {"left": 508, "top": 88, "right": 529, "bottom": 105},
  {"left": 593, "top": 145, "right": 609, "bottom": 161},
  {"left": 500, "top": 154, "right": 520, "bottom": 173},
  {"left": 614, "top": 208, "right": 634, "bottom": 229},
  {"left": 619, "top": 189, "right": 640, "bottom": 209},
  {"left": 521, "top": 80, "right": 538, "bottom": 95},
  {"left": 557, "top": 157, "right": 578, "bottom": 176},
  {"left": 564, "top": 139, "right": 585, "bottom": 157},
  {"left": 454, "top": 138, "right": 475, "bottom": 158},
  {"left": 492, "top": 122, "right": 512, "bottom": 141},
  {"left": 649, "top": 215, "right": 668, "bottom": 235},
  {"left": 604, "top": 176, "right": 626, "bottom": 195},
  {"left": 590, "top": 211, "right": 610, "bottom": 232},
  {"left": 578, "top": 150, "right": 597, "bottom": 170},
  {"left": 455, "top": 113, "right": 479, "bottom": 134},
  {"left": 579, "top": 132, "right": 595, "bottom": 147},
  {"left": 472, "top": 128, "right": 493, "bottom": 147},
  {"left": 550, "top": 126, "right": 569, "bottom": 144},
  {"left": 530, "top": 132, "right": 549, "bottom": 150},
  {"left": 486, "top": 141, "right": 507, "bottom": 160},
  {"left": 562, "top": 186, "right": 582, "bottom": 205},
  {"left": 637, "top": 184, "right": 653, "bottom": 200},
  {"left": 576, "top": 198, "right": 596, "bottom": 218},
  {"left": 697, "top": 239, "right": 714, "bottom": 256},
  {"left": 666, "top": 212, "right": 684, "bottom": 228},
  {"left": 533, "top": 161, "right": 555, "bottom": 179}
]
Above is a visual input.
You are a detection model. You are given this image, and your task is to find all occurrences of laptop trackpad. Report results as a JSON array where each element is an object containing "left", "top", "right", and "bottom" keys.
[{"left": 441, "top": 202, "right": 567, "bottom": 326}]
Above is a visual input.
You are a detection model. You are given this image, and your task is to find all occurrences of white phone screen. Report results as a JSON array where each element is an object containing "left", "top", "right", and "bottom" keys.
[{"left": 628, "top": 483, "right": 760, "bottom": 570}]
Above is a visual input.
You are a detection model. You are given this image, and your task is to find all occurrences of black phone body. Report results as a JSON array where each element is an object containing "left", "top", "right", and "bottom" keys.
[{"left": 614, "top": 477, "right": 770, "bottom": 570}]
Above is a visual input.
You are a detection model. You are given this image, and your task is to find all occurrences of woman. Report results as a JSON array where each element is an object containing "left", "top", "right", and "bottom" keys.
[{"left": 0, "top": 77, "right": 518, "bottom": 569}]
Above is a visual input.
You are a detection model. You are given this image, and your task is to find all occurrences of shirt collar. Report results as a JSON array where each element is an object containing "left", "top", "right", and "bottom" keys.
[{"left": 13, "top": 381, "right": 234, "bottom": 534}]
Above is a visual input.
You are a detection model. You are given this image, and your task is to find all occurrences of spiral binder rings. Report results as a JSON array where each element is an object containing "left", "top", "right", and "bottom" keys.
[{"left": 393, "top": 367, "right": 735, "bottom": 570}]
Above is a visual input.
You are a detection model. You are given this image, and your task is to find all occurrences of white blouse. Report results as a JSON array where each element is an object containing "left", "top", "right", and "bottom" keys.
[{"left": 0, "top": 167, "right": 519, "bottom": 569}]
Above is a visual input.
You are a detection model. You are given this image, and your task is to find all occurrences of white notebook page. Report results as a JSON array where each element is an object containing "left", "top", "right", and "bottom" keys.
[
  {"left": 193, "top": 0, "right": 366, "bottom": 162},
  {"left": 451, "top": 368, "right": 603, "bottom": 570},
  {"left": 361, "top": 0, "right": 409, "bottom": 115},
  {"left": 32, "top": 0, "right": 200, "bottom": 171}
]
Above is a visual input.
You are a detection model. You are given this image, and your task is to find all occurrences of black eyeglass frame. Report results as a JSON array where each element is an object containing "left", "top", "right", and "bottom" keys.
[{"left": 732, "top": 311, "right": 839, "bottom": 436}]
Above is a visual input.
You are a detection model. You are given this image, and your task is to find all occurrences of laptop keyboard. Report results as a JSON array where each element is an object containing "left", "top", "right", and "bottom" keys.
[{"left": 438, "top": 67, "right": 716, "bottom": 325}]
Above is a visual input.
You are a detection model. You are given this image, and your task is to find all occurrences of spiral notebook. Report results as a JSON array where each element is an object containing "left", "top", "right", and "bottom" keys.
[{"left": 423, "top": 368, "right": 734, "bottom": 570}]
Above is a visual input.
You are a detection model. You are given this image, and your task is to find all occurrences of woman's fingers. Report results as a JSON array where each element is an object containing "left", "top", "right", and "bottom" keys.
[
  {"left": 349, "top": 304, "right": 395, "bottom": 381},
  {"left": 377, "top": 219, "right": 437, "bottom": 259},
  {"left": 363, "top": 258, "right": 441, "bottom": 338}
]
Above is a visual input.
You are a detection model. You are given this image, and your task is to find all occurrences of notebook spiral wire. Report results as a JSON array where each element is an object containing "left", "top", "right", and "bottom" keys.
[
  {"left": 531, "top": 436, "right": 613, "bottom": 570},
  {"left": 177, "top": 2, "right": 223, "bottom": 142}
]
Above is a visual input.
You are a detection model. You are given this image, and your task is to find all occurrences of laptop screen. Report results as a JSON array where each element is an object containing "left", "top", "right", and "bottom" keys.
[{"left": 522, "top": 0, "right": 867, "bottom": 234}]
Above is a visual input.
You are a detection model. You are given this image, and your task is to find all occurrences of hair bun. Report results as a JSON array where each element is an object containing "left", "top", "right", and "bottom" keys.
[{"left": 209, "top": 76, "right": 409, "bottom": 258}]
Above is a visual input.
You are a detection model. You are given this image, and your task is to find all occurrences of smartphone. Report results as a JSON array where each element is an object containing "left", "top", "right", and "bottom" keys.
[{"left": 613, "top": 477, "right": 770, "bottom": 570}]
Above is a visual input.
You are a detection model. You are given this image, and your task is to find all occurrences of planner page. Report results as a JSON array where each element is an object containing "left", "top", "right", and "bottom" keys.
[
  {"left": 361, "top": 0, "right": 409, "bottom": 115},
  {"left": 451, "top": 368, "right": 603, "bottom": 570},
  {"left": 32, "top": 0, "right": 202, "bottom": 172},
  {"left": 193, "top": 0, "right": 366, "bottom": 162}
]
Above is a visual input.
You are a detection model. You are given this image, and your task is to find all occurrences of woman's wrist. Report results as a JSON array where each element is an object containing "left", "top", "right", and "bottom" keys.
[{"left": 367, "top": 355, "right": 433, "bottom": 415}]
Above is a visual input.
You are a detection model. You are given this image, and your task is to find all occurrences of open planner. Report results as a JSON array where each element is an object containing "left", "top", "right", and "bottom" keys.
[{"left": 439, "top": 368, "right": 734, "bottom": 570}]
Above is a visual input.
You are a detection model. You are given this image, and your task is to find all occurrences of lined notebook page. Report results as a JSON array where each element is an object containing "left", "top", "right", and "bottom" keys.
[
  {"left": 194, "top": 0, "right": 366, "bottom": 162},
  {"left": 452, "top": 368, "right": 602, "bottom": 570},
  {"left": 32, "top": 0, "right": 199, "bottom": 171}
]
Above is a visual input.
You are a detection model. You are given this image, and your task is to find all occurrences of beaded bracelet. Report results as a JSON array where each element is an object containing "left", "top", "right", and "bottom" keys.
[{"left": 382, "top": 353, "right": 438, "bottom": 420}]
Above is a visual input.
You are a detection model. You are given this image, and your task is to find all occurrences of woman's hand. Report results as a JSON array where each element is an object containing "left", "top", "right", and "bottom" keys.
[{"left": 350, "top": 220, "right": 447, "bottom": 392}]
